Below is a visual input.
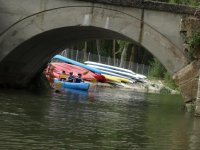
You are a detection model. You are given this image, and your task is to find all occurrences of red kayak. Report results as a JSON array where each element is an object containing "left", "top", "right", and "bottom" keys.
[{"left": 44, "top": 62, "right": 106, "bottom": 83}]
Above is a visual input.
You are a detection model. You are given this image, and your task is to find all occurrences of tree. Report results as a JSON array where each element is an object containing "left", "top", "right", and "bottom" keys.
[
  {"left": 83, "top": 41, "right": 88, "bottom": 61},
  {"left": 128, "top": 45, "right": 136, "bottom": 69},
  {"left": 117, "top": 40, "right": 130, "bottom": 68},
  {"left": 112, "top": 40, "right": 116, "bottom": 66},
  {"left": 96, "top": 40, "right": 101, "bottom": 62}
]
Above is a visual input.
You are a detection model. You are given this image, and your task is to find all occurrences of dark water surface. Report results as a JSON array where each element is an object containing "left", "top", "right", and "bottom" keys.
[{"left": 0, "top": 86, "right": 200, "bottom": 150}]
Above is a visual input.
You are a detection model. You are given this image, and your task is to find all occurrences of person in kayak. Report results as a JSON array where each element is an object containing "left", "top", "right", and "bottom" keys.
[
  {"left": 74, "top": 73, "right": 84, "bottom": 83},
  {"left": 67, "top": 72, "right": 75, "bottom": 82},
  {"left": 59, "top": 71, "right": 67, "bottom": 81}
]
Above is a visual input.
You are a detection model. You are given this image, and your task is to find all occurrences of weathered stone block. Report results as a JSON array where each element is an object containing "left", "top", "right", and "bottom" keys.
[
  {"left": 173, "top": 60, "right": 200, "bottom": 86},
  {"left": 178, "top": 78, "right": 198, "bottom": 102},
  {"left": 173, "top": 61, "right": 200, "bottom": 102}
]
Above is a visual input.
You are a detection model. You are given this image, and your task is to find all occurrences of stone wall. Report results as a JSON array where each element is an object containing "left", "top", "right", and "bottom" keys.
[
  {"left": 173, "top": 61, "right": 200, "bottom": 103},
  {"left": 174, "top": 16, "right": 200, "bottom": 103},
  {"left": 180, "top": 17, "right": 200, "bottom": 60}
]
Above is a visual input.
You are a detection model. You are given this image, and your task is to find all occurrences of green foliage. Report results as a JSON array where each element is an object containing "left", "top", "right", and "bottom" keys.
[
  {"left": 186, "top": 30, "right": 200, "bottom": 60},
  {"left": 148, "top": 58, "right": 166, "bottom": 79},
  {"left": 149, "top": 58, "right": 178, "bottom": 90},
  {"left": 152, "top": 0, "right": 200, "bottom": 6},
  {"left": 116, "top": 40, "right": 129, "bottom": 52},
  {"left": 189, "top": 30, "right": 200, "bottom": 52},
  {"left": 164, "top": 72, "right": 178, "bottom": 90},
  {"left": 172, "top": 0, "right": 199, "bottom": 6}
]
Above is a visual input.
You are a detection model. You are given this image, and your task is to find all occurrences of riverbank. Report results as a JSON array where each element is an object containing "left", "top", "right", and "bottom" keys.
[{"left": 90, "top": 79, "right": 179, "bottom": 95}]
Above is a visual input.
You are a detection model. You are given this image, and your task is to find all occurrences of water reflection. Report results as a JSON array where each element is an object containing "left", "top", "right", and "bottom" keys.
[
  {"left": 53, "top": 88, "right": 89, "bottom": 100},
  {"left": 0, "top": 88, "right": 200, "bottom": 149}
]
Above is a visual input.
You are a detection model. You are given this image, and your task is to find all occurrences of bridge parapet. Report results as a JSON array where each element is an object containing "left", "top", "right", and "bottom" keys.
[{"left": 77, "top": 0, "right": 200, "bottom": 17}]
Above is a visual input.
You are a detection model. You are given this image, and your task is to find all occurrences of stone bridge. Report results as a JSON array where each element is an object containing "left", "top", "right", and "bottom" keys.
[{"left": 0, "top": 0, "right": 200, "bottom": 111}]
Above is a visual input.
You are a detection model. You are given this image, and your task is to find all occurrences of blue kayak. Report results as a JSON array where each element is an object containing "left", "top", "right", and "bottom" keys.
[
  {"left": 52, "top": 55, "right": 101, "bottom": 74},
  {"left": 54, "top": 78, "right": 90, "bottom": 91}
]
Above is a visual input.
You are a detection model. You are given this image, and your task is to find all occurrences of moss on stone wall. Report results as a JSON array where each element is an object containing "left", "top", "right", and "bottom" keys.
[{"left": 180, "top": 17, "right": 200, "bottom": 61}]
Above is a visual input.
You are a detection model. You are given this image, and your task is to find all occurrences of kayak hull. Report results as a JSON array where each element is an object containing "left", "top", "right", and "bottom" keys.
[
  {"left": 54, "top": 78, "right": 90, "bottom": 91},
  {"left": 85, "top": 61, "right": 147, "bottom": 82},
  {"left": 53, "top": 55, "right": 101, "bottom": 74},
  {"left": 102, "top": 74, "right": 133, "bottom": 83},
  {"left": 44, "top": 62, "right": 106, "bottom": 83}
]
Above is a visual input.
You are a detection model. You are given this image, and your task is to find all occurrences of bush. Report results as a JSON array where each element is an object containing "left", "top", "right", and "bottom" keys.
[
  {"left": 164, "top": 72, "right": 178, "bottom": 90},
  {"left": 149, "top": 58, "right": 178, "bottom": 90},
  {"left": 154, "top": 0, "right": 200, "bottom": 6},
  {"left": 148, "top": 58, "right": 166, "bottom": 79},
  {"left": 188, "top": 30, "right": 200, "bottom": 60}
]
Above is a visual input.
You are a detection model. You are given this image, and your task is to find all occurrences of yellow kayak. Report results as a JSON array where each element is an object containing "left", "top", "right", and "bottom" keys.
[{"left": 103, "top": 74, "right": 132, "bottom": 83}]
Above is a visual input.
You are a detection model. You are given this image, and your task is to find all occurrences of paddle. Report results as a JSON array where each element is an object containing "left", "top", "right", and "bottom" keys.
[
  {"left": 82, "top": 70, "right": 98, "bottom": 83},
  {"left": 83, "top": 70, "right": 89, "bottom": 75}
]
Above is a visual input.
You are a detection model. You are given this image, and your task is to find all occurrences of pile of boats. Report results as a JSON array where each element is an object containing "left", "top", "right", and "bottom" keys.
[
  {"left": 85, "top": 61, "right": 147, "bottom": 83},
  {"left": 44, "top": 55, "right": 147, "bottom": 91}
]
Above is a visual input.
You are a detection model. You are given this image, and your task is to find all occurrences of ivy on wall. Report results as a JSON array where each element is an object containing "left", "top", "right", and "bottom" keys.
[{"left": 188, "top": 30, "right": 200, "bottom": 60}]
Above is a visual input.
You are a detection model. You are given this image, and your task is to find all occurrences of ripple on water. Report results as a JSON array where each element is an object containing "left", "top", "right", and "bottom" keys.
[{"left": 0, "top": 88, "right": 199, "bottom": 149}]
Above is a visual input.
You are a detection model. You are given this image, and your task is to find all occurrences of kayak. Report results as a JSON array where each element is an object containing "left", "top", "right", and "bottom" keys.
[
  {"left": 85, "top": 63, "right": 147, "bottom": 82},
  {"left": 102, "top": 74, "right": 133, "bottom": 84},
  {"left": 85, "top": 61, "right": 147, "bottom": 80},
  {"left": 86, "top": 64, "right": 141, "bottom": 80},
  {"left": 53, "top": 55, "right": 101, "bottom": 74},
  {"left": 54, "top": 78, "right": 90, "bottom": 91},
  {"left": 85, "top": 61, "right": 137, "bottom": 74},
  {"left": 44, "top": 62, "right": 106, "bottom": 83}
]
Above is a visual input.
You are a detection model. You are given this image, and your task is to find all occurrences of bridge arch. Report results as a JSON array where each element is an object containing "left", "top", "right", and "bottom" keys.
[{"left": 0, "top": 5, "right": 188, "bottom": 87}]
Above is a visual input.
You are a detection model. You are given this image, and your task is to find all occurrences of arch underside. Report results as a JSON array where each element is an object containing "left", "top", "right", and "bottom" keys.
[{"left": 0, "top": 5, "right": 188, "bottom": 87}]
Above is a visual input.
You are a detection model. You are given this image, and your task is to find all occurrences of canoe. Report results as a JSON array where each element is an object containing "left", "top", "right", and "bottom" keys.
[
  {"left": 54, "top": 78, "right": 90, "bottom": 91},
  {"left": 85, "top": 61, "right": 136, "bottom": 74},
  {"left": 86, "top": 64, "right": 143, "bottom": 81},
  {"left": 93, "top": 68, "right": 134, "bottom": 81},
  {"left": 53, "top": 55, "right": 101, "bottom": 74},
  {"left": 102, "top": 74, "right": 133, "bottom": 84},
  {"left": 103, "top": 74, "right": 121, "bottom": 83},
  {"left": 85, "top": 61, "right": 147, "bottom": 80},
  {"left": 87, "top": 64, "right": 146, "bottom": 82}
]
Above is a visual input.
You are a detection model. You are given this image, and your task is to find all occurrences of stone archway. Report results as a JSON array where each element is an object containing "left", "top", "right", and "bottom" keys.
[{"left": 0, "top": 5, "right": 188, "bottom": 88}]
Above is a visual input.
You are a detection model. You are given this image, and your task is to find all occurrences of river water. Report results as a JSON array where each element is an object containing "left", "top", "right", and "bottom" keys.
[{"left": 0, "top": 86, "right": 200, "bottom": 150}]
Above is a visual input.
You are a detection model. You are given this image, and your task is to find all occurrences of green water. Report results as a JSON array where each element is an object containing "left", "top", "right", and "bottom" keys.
[{"left": 0, "top": 87, "right": 200, "bottom": 150}]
